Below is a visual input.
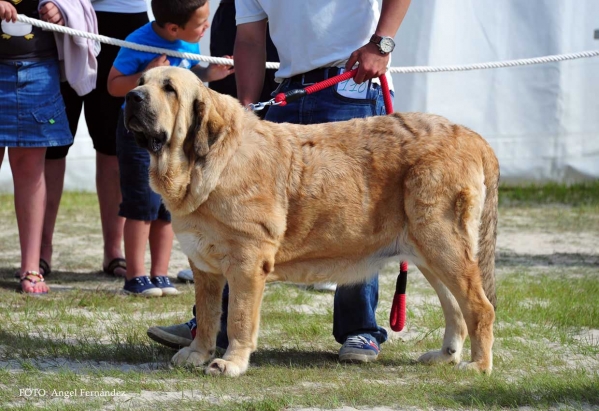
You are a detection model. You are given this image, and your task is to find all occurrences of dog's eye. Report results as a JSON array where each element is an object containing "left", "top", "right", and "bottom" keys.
[{"left": 163, "top": 83, "right": 176, "bottom": 94}]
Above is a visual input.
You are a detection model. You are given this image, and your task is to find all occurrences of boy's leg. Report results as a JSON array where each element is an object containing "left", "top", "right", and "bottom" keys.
[
  {"left": 147, "top": 211, "right": 179, "bottom": 296},
  {"left": 123, "top": 219, "right": 150, "bottom": 280},
  {"left": 148, "top": 218, "right": 174, "bottom": 276},
  {"left": 115, "top": 109, "right": 161, "bottom": 297}
]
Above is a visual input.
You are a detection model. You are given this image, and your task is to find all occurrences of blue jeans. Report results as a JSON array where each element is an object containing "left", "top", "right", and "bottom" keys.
[
  {"left": 211, "top": 72, "right": 390, "bottom": 347},
  {"left": 265, "top": 72, "right": 391, "bottom": 346},
  {"left": 116, "top": 109, "right": 171, "bottom": 222}
]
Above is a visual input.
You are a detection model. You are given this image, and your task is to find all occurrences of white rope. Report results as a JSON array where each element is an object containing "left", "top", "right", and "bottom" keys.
[
  {"left": 17, "top": 14, "right": 599, "bottom": 74},
  {"left": 389, "top": 49, "right": 599, "bottom": 73}
]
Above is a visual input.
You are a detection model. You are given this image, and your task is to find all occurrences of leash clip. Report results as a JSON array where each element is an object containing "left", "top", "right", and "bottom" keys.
[{"left": 246, "top": 98, "right": 281, "bottom": 112}]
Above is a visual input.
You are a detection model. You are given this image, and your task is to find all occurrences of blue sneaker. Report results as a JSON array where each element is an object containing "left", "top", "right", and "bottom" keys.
[
  {"left": 339, "top": 334, "right": 380, "bottom": 363},
  {"left": 151, "top": 276, "right": 180, "bottom": 296},
  {"left": 123, "top": 276, "right": 162, "bottom": 297}
]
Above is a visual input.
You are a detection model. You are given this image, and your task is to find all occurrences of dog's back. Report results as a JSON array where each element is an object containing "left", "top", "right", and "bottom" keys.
[{"left": 269, "top": 113, "right": 498, "bottom": 290}]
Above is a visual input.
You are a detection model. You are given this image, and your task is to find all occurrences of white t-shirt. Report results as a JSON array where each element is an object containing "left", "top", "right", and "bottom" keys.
[
  {"left": 236, "top": 0, "right": 392, "bottom": 86},
  {"left": 91, "top": 0, "right": 147, "bottom": 14}
]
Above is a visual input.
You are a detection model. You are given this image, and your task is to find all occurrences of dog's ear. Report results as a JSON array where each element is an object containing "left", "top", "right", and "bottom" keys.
[
  {"left": 183, "top": 99, "right": 205, "bottom": 161},
  {"left": 183, "top": 98, "right": 224, "bottom": 163}
]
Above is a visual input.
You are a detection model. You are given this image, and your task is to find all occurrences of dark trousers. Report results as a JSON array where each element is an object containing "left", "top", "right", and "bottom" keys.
[{"left": 208, "top": 2, "right": 279, "bottom": 118}]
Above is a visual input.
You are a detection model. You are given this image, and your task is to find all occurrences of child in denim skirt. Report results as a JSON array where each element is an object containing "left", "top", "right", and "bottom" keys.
[
  {"left": 0, "top": 0, "right": 73, "bottom": 294},
  {"left": 106, "top": 0, "right": 234, "bottom": 297}
]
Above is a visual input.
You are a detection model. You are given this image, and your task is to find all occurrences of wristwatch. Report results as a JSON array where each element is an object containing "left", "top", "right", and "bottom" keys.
[{"left": 370, "top": 34, "right": 396, "bottom": 55}]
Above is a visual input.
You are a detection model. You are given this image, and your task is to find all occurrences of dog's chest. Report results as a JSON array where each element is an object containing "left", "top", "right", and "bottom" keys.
[{"left": 176, "top": 231, "right": 221, "bottom": 274}]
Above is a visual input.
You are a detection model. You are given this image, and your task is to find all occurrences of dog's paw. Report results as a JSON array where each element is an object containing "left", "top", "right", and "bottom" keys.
[
  {"left": 417, "top": 349, "right": 460, "bottom": 365},
  {"left": 456, "top": 361, "right": 492, "bottom": 374},
  {"left": 171, "top": 347, "right": 212, "bottom": 368},
  {"left": 205, "top": 358, "right": 246, "bottom": 377}
]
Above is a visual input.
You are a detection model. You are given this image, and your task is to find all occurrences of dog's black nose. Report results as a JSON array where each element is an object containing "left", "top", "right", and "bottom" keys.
[{"left": 126, "top": 89, "right": 145, "bottom": 104}]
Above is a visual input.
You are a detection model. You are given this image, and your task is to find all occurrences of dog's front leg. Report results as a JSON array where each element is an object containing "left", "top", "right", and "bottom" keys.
[
  {"left": 205, "top": 252, "right": 271, "bottom": 377},
  {"left": 172, "top": 262, "right": 226, "bottom": 368}
]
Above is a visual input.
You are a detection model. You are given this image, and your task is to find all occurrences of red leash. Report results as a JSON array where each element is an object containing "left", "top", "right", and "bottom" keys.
[
  {"left": 262, "top": 68, "right": 407, "bottom": 332},
  {"left": 273, "top": 68, "right": 395, "bottom": 116}
]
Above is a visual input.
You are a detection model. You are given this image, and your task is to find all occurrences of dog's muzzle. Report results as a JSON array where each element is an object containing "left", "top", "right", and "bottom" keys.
[{"left": 124, "top": 89, "right": 166, "bottom": 154}]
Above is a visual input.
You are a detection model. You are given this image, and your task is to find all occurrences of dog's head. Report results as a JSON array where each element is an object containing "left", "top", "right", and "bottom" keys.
[
  {"left": 124, "top": 66, "right": 234, "bottom": 213},
  {"left": 124, "top": 66, "right": 224, "bottom": 160}
]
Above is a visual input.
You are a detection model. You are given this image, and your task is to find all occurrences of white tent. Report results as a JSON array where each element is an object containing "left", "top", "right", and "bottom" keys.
[{"left": 1, "top": 0, "right": 597, "bottom": 192}]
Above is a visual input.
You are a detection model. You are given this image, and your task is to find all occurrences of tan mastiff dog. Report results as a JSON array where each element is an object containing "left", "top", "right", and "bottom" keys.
[{"left": 124, "top": 66, "right": 499, "bottom": 377}]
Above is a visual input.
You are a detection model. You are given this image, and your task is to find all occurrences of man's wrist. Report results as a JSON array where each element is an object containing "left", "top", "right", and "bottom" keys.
[{"left": 369, "top": 34, "right": 396, "bottom": 54}]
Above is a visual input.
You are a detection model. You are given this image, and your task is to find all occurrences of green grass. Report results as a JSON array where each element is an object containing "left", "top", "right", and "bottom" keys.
[
  {"left": 499, "top": 181, "right": 599, "bottom": 207},
  {"left": 0, "top": 186, "right": 598, "bottom": 410}
]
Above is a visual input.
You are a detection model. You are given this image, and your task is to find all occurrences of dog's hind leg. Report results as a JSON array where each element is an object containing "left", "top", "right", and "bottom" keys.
[
  {"left": 205, "top": 250, "right": 273, "bottom": 377},
  {"left": 417, "top": 267, "right": 468, "bottom": 365},
  {"left": 405, "top": 169, "right": 495, "bottom": 373},
  {"left": 416, "top": 255, "right": 495, "bottom": 373},
  {"left": 172, "top": 262, "right": 227, "bottom": 368},
  {"left": 446, "top": 263, "right": 494, "bottom": 373}
]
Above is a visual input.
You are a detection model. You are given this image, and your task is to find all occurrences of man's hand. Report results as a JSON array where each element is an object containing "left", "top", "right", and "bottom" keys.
[
  {"left": 345, "top": 42, "right": 390, "bottom": 84},
  {"left": 39, "top": 2, "right": 64, "bottom": 26},
  {"left": 0, "top": 1, "right": 18, "bottom": 23},
  {"left": 145, "top": 54, "right": 171, "bottom": 71}
]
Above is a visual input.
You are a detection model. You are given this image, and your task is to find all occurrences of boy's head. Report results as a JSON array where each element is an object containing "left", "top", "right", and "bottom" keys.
[{"left": 152, "top": 0, "right": 210, "bottom": 43}]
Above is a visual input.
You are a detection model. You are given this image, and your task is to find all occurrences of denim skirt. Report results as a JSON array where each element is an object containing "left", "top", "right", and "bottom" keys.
[{"left": 0, "top": 59, "right": 73, "bottom": 147}]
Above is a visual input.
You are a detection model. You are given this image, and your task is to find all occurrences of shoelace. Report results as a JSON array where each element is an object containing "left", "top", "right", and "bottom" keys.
[
  {"left": 344, "top": 335, "right": 375, "bottom": 348},
  {"left": 153, "top": 276, "right": 172, "bottom": 286},
  {"left": 186, "top": 317, "right": 197, "bottom": 330},
  {"left": 133, "top": 277, "right": 152, "bottom": 286}
]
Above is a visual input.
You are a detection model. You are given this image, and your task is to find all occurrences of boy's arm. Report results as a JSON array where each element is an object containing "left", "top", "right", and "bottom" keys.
[{"left": 107, "top": 54, "right": 170, "bottom": 97}]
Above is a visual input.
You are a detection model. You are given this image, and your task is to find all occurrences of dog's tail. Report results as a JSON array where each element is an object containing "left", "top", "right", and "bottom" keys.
[{"left": 477, "top": 145, "right": 500, "bottom": 309}]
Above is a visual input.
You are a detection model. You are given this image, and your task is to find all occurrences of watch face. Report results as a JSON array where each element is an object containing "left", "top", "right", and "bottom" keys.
[{"left": 380, "top": 37, "right": 395, "bottom": 53}]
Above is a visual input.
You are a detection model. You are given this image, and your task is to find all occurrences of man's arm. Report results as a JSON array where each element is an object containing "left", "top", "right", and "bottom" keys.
[
  {"left": 346, "top": 0, "right": 411, "bottom": 84},
  {"left": 234, "top": 19, "right": 268, "bottom": 108}
]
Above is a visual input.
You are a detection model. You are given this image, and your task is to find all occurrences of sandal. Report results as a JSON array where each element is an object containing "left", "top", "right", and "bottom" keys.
[
  {"left": 19, "top": 271, "right": 48, "bottom": 295},
  {"left": 103, "top": 258, "right": 127, "bottom": 277},
  {"left": 39, "top": 258, "right": 52, "bottom": 277}
]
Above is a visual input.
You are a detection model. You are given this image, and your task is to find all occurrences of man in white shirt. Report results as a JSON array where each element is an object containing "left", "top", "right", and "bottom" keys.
[{"left": 235, "top": 0, "right": 411, "bottom": 363}]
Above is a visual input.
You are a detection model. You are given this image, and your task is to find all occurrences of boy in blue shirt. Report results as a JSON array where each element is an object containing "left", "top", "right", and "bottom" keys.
[{"left": 107, "top": 0, "right": 234, "bottom": 296}]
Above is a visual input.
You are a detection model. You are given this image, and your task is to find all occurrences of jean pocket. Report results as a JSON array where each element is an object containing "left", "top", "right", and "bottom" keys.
[
  {"left": 332, "top": 81, "right": 378, "bottom": 107},
  {"left": 32, "top": 94, "right": 65, "bottom": 124}
]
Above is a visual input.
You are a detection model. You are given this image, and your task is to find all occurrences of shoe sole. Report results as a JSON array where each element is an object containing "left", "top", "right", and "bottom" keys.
[
  {"left": 159, "top": 287, "right": 181, "bottom": 296},
  {"left": 311, "top": 283, "right": 336, "bottom": 292},
  {"left": 123, "top": 289, "right": 163, "bottom": 297},
  {"left": 339, "top": 352, "right": 378, "bottom": 363},
  {"left": 146, "top": 327, "right": 191, "bottom": 350},
  {"left": 176, "top": 274, "right": 194, "bottom": 283}
]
